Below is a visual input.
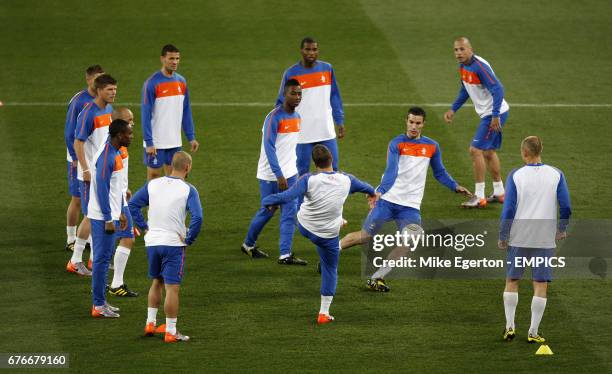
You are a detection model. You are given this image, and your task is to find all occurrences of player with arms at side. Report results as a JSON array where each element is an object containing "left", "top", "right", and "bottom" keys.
[
  {"left": 240, "top": 79, "right": 307, "bottom": 265},
  {"left": 64, "top": 65, "right": 104, "bottom": 252},
  {"left": 67, "top": 74, "right": 117, "bottom": 276},
  {"left": 444, "top": 37, "right": 510, "bottom": 208},
  {"left": 262, "top": 145, "right": 376, "bottom": 324},
  {"left": 129, "top": 152, "right": 203, "bottom": 342},
  {"left": 107, "top": 107, "right": 138, "bottom": 297},
  {"left": 277, "top": 37, "right": 345, "bottom": 177},
  {"left": 142, "top": 44, "right": 199, "bottom": 180},
  {"left": 341, "top": 107, "right": 471, "bottom": 292},
  {"left": 87, "top": 119, "right": 133, "bottom": 318},
  {"left": 499, "top": 136, "right": 571, "bottom": 343}
]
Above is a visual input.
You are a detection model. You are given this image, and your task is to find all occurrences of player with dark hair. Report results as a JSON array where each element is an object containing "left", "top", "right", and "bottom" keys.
[
  {"left": 142, "top": 44, "right": 199, "bottom": 180},
  {"left": 241, "top": 79, "right": 307, "bottom": 264},
  {"left": 277, "top": 37, "right": 345, "bottom": 177},
  {"left": 262, "top": 144, "right": 376, "bottom": 324},
  {"left": 67, "top": 74, "right": 117, "bottom": 276},
  {"left": 444, "top": 37, "right": 510, "bottom": 208},
  {"left": 341, "top": 107, "right": 471, "bottom": 291},
  {"left": 107, "top": 107, "right": 138, "bottom": 297},
  {"left": 64, "top": 65, "right": 104, "bottom": 252},
  {"left": 129, "top": 151, "right": 203, "bottom": 342},
  {"left": 88, "top": 119, "right": 133, "bottom": 317},
  {"left": 499, "top": 136, "right": 571, "bottom": 343}
]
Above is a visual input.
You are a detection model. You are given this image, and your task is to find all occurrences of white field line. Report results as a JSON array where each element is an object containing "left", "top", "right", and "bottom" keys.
[{"left": 2, "top": 102, "right": 611, "bottom": 108}]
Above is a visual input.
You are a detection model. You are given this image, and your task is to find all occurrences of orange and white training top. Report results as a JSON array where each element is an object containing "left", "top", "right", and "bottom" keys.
[
  {"left": 88, "top": 140, "right": 125, "bottom": 222},
  {"left": 276, "top": 61, "right": 343, "bottom": 144}
]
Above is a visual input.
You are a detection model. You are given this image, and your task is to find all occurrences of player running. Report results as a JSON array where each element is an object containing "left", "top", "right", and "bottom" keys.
[
  {"left": 63, "top": 65, "right": 104, "bottom": 252},
  {"left": 341, "top": 107, "right": 471, "bottom": 292},
  {"left": 444, "top": 37, "right": 510, "bottom": 208},
  {"left": 141, "top": 44, "right": 199, "bottom": 180},
  {"left": 499, "top": 136, "right": 571, "bottom": 343},
  {"left": 262, "top": 144, "right": 376, "bottom": 324}
]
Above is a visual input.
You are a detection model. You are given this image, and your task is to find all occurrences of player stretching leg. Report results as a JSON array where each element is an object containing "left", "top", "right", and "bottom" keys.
[
  {"left": 341, "top": 107, "right": 471, "bottom": 292},
  {"left": 262, "top": 145, "right": 375, "bottom": 324}
]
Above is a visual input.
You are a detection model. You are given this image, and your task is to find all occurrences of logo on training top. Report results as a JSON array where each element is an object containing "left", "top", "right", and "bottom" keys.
[
  {"left": 421, "top": 148, "right": 426, "bottom": 155},
  {"left": 178, "top": 85, "right": 182, "bottom": 94},
  {"left": 321, "top": 75, "right": 326, "bottom": 83}
]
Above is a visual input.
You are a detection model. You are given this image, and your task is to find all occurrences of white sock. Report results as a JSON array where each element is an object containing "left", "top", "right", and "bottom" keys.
[
  {"left": 529, "top": 296, "right": 547, "bottom": 336},
  {"left": 279, "top": 253, "right": 291, "bottom": 260},
  {"left": 147, "top": 308, "right": 158, "bottom": 324},
  {"left": 503, "top": 292, "right": 518, "bottom": 329},
  {"left": 319, "top": 295, "right": 333, "bottom": 315},
  {"left": 493, "top": 181, "right": 505, "bottom": 196},
  {"left": 71, "top": 237, "right": 87, "bottom": 263},
  {"left": 111, "top": 246, "right": 131, "bottom": 288},
  {"left": 475, "top": 182, "right": 485, "bottom": 199},
  {"left": 166, "top": 317, "right": 177, "bottom": 335},
  {"left": 242, "top": 243, "right": 253, "bottom": 250},
  {"left": 372, "top": 265, "right": 392, "bottom": 279},
  {"left": 66, "top": 226, "right": 77, "bottom": 243}
]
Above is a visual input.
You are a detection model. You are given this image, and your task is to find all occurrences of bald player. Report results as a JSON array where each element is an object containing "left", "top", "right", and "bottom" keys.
[
  {"left": 129, "top": 151, "right": 203, "bottom": 343},
  {"left": 444, "top": 37, "right": 510, "bottom": 208},
  {"left": 498, "top": 136, "right": 571, "bottom": 343},
  {"left": 107, "top": 107, "right": 138, "bottom": 297}
]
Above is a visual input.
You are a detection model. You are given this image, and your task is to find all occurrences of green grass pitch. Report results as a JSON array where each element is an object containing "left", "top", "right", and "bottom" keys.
[{"left": 1, "top": 0, "right": 611, "bottom": 371}]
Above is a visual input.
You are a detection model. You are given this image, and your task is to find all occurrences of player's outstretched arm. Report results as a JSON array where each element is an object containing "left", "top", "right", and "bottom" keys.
[
  {"left": 330, "top": 68, "right": 345, "bottom": 136},
  {"left": 430, "top": 144, "right": 460, "bottom": 192},
  {"left": 128, "top": 183, "right": 150, "bottom": 232},
  {"left": 262, "top": 174, "right": 309, "bottom": 208}
]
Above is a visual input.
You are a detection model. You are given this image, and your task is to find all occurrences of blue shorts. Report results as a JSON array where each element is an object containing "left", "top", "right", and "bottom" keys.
[
  {"left": 114, "top": 205, "right": 134, "bottom": 239},
  {"left": 296, "top": 139, "right": 339, "bottom": 176},
  {"left": 506, "top": 246, "right": 554, "bottom": 282},
  {"left": 67, "top": 161, "right": 79, "bottom": 197},
  {"left": 471, "top": 111, "right": 509, "bottom": 150},
  {"left": 362, "top": 199, "right": 421, "bottom": 235},
  {"left": 143, "top": 147, "right": 181, "bottom": 168},
  {"left": 147, "top": 245, "right": 186, "bottom": 285},
  {"left": 79, "top": 180, "right": 90, "bottom": 216}
]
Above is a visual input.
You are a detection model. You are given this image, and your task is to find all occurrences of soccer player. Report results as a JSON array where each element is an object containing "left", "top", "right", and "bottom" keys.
[
  {"left": 276, "top": 37, "right": 345, "bottom": 176},
  {"left": 107, "top": 107, "right": 138, "bottom": 297},
  {"left": 340, "top": 107, "right": 471, "bottom": 291},
  {"left": 129, "top": 151, "right": 203, "bottom": 343},
  {"left": 444, "top": 37, "right": 510, "bottom": 208},
  {"left": 240, "top": 79, "right": 307, "bottom": 265},
  {"left": 88, "top": 119, "right": 133, "bottom": 318},
  {"left": 262, "top": 145, "right": 375, "bottom": 324},
  {"left": 498, "top": 136, "right": 571, "bottom": 343},
  {"left": 67, "top": 74, "right": 117, "bottom": 276},
  {"left": 64, "top": 65, "right": 104, "bottom": 252},
  {"left": 142, "top": 44, "right": 199, "bottom": 181}
]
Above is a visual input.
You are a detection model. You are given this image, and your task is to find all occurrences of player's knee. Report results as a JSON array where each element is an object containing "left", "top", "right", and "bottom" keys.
[
  {"left": 119, "top": 238, "right": 134, "bottom": 248},
  {"left": 469, "top": 146, "right": 483, "bottom": 157}
]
